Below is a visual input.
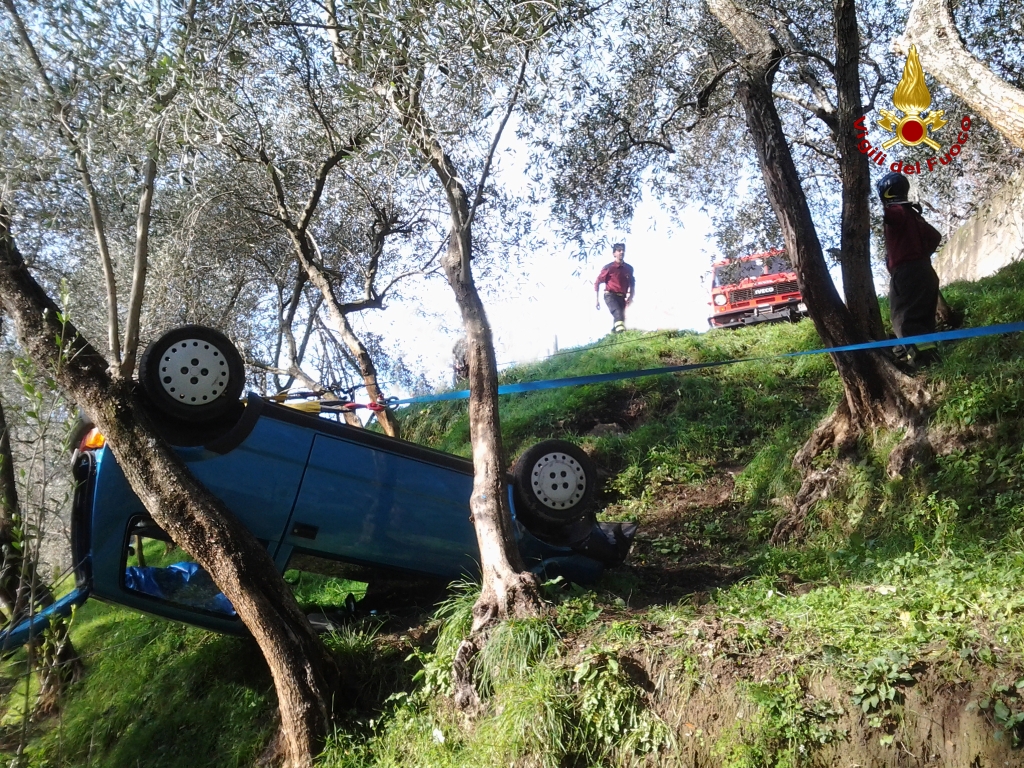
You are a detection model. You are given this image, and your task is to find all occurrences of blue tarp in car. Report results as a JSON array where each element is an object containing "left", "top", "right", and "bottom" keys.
[{"left": 124, "top": 562, "right": 236, "bottom": 616}]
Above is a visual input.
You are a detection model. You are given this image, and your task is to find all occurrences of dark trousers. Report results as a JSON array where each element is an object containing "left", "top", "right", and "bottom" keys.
[
  {"left": 889, "top": 259, "right": 939, "bottom": 340},
  {"left": 604, "top": 292, "right": 627, "bottom": 322}
]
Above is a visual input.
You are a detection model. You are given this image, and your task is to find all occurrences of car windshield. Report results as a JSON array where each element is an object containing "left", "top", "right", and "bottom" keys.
[{"left": 713, "top": 254, "right": 791, "bottom": 287}]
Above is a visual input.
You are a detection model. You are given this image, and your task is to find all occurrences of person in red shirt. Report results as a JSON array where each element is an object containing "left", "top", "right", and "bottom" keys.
[
  {"left": 878, "top": 172, "right": 942, "bottom": 367},
  {"left": 594, "top": 243, "right": 635, "bottom": 334}
]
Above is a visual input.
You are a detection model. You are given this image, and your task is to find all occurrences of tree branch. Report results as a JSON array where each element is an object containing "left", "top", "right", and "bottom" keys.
[
  {"left": 296, "top": 136, "right": 370, "bottom": 234},
  {"left": 772, "top": 89, "right": 838, "bottom": 131},
  {"left": 861, "top": 58, "right": 886, "bottom": 115},
  {"left": 3, "top": 0, "right": 123, "bottom": 367},
  {"left": 468, "top": 54, "right": 529, "bottom": 228},
  {"left": 790, "top": 135, "right": 839, "bottom": 162},
  {"left": 120, "top": 143, "right": 159, "bottom": 379}
]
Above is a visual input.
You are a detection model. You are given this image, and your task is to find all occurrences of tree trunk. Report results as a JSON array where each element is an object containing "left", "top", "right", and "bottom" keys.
[
  {"left": 285, "top": 229, "right": 402, "bottom": 438},
  {"left": 0, "top": 395, "right": 20, "bottom": 615},
  {"left": 270, "top": 278, "right": 363, "bottom": 427},
  {"left": 387, "top": 70, "right": 541, "bottom": 707},
  {"left": 440, "top": 223, "right": 542, "bottom": 709},
  {"left": 834, "top": 0, "right": 884, "bottom": 341},
  {"left": 737, "top": 56, "right": 924, "bottom": 426},
  {"left": 120, "top": 147, "right": 158, "bottom": 379},
  {"left": 323, "top": 297, "right": 401, "bottom": 438},
  {"left": 400, "top": 110, "right": 540, "bottom": 621},
  {"left": 0, "top": 215, "right": 342, "bottom": 768},
  {"left": 443, "top": 225, "right": 541, "bottom": 617},
  {"left": 259, "top": 142, "right": 402, "bottom": 439},
  {"left": 897, "top": 0, "right": 1024, "bottom": 150},
  {"left": 0, "top": 391, "right": 82, "bottom": 709},
  {"left": 707, "top": 0, "right": 931, "bottom": 540}
]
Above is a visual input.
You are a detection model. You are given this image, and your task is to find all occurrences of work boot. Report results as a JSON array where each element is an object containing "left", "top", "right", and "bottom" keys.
[
  {"left": 612, "top": 321, "right": 625, "bottom": 334},
  {"left": 897, "top": 344, "right": 941, "bottom": 373},
  {"left": 915, "top": 346, "right": 941, "bottom": 368},
  {"left": 888, "top": 344, "right": 916, "bottom": 374}
]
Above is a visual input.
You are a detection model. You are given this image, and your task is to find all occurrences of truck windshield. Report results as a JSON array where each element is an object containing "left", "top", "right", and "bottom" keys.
[{"left": 713, "top": 254, "right": 790, "bottom": 287}]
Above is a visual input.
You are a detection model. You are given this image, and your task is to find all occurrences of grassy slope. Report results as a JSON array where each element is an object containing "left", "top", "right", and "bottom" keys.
[{"left": 4, "top": 262, "right": 1024, "bottom": 766}]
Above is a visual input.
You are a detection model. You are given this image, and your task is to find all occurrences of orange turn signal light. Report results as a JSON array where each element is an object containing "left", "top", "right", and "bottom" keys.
[{"left": 80, "top": 428, "right": 106, "bottom": 451}]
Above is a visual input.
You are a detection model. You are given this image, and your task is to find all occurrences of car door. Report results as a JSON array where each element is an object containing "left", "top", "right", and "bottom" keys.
[
  {"left": 282, "top": 433, "right": 479, "bottom": 579},
  {"left": 86, "top": 413, "right": 316, "bottom": 630}
]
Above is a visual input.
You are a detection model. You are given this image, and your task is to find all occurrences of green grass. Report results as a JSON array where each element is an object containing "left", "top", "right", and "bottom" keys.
[
  {"left": 2, "top": 601, "right": 277, "bottom": 768},
  {"left": 284, "top": 569, "right": 368, "bottom": 610},
  {"left": 330, "top": 259, "right": 1024, "bottom": 763},
  {"left": 402, "top": 322, "right": 837, "bottom": 518},
  {"left": 7, "top": 260, "right": 1024, "bottom": 766}
]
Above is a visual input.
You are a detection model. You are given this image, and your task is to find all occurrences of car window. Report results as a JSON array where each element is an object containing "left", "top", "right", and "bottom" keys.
[
  {"left": 283, "top": 552, "right": 368, "bottom": 613},
  {"left": 714, "top": 260, "right": 761, "bottom": 285},
  {"left": 122, "top": 519, "right": 236, "bottom": 617}
]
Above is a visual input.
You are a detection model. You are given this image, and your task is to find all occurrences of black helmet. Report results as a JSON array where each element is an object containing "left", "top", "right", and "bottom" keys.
[{"left": 877, "top": 172, "right": 909, "bottom": 204}]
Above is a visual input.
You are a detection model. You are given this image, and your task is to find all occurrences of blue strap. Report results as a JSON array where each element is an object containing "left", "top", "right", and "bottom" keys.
[{"left": 395, "top": 321, "right": 1024, "bottom": 405}]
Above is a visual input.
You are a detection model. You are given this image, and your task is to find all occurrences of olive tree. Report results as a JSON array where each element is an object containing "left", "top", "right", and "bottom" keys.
[
  {"left": 1, "top": 3, "right": 349, "bottom": 762},
  {"left": 188, "top": 14, "right": 445, "bottom": 435},
  {"left": 313, "top": 0, "right": 573, "bottom": 704},
  {"left": 535, "top": 0, "right": 959, "bottom": 539}
]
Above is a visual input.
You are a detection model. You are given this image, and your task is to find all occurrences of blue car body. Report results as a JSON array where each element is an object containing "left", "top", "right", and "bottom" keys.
[{"left": 2, "top": 395, "right": 631, "bottom": 646}]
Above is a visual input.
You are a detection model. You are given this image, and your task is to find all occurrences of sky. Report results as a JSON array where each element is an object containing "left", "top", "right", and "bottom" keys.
[{"left": 354, "top": 197, "right": 719, "bottom": 393}]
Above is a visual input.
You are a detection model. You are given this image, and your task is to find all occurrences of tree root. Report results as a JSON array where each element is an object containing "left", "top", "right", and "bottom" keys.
[
  {"left": 773, "top": 360, "right": 933, "bottom": 544},
  {"left": 771, "top": 465, "right": 842, "bottom": 544},
  {"left": 254, "top": 725, "right": 286, "bottom": 768},
  {"left": 886, "top": 423, "right": 933, "bottom": 478},
  {"left": 452, "top": 636, "right": 481, "bottom": 712},
  {"left": 452, "top": 571, "right": 542, "bottom": 713},
  {"left": 773, "top": 403, "right": 858, "bottom": 545}
]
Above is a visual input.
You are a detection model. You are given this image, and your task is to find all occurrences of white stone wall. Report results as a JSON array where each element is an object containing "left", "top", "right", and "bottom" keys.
[{"left": 934, "top": 167, "right": 1024, "bottom": 286}]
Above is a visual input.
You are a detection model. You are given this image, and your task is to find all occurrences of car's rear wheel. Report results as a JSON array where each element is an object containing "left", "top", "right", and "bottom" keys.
[
  {"left": 512, "top": 439, "right": 596, "bottom": 526},
  {"left": 139, "top": 326, "right": 245, "bottom": 423}
]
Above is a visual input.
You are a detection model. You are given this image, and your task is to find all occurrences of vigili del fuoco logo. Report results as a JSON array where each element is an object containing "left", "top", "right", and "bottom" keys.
[{"left": 853, "top": 45, "right": 972, "bottom": 175}]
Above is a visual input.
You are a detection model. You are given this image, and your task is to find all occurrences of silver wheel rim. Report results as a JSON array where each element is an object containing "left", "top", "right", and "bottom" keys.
[
  {"left": 157, "top": 338, "right": 231, "bottom": 406},
  {"left": 530, "top": 452, "right": 587, "bottom": 510}
]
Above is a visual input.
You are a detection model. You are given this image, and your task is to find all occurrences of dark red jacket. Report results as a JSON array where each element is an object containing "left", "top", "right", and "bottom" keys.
[
  {"left": 883, "top": 203, "right": 942, "bottom": 273},
  {"left": 595, "top": 261, "right": 635, "bottom": 295}
]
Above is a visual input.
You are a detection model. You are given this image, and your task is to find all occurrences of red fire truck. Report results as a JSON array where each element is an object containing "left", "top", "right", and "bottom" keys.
[{"left": 708, "top": 248, "right": 808, "bottom": 329}]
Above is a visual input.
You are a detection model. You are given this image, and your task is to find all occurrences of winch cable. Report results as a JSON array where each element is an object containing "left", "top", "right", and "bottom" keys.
[{"left": 390, "top": 321, "right": 1024, "bottom": 406}]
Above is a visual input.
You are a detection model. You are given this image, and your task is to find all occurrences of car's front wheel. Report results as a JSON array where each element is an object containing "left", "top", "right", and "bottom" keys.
[
  {"left": 512, "top": 439, "right": 596, "bottom": 526},
  {"left": 138, "top": 326, "right": 245, "bottom": 423}
]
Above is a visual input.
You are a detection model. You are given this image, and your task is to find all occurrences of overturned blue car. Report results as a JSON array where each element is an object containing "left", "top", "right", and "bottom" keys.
[{"left": 3, "top": 326, "right": 636, "bottom": 646}]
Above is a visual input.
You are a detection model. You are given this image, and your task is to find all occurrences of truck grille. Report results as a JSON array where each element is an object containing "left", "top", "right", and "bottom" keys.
[{"left": 729, "top": 280, "right": 799, "bottom": 304}]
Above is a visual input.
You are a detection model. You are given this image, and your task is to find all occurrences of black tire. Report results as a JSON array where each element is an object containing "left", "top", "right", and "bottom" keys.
[
  {"left": 512, "top": 439, "right": 597, "bottom": 525},
  {"left": 139, "top": 325, "right": 245, "bottom": 423}
]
